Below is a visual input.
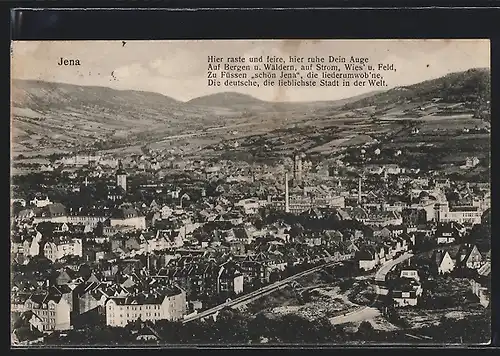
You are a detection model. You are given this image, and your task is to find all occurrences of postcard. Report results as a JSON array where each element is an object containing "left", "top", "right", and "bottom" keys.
[{"left": 10, "top": 39, "right": 491, "bottom": 346}]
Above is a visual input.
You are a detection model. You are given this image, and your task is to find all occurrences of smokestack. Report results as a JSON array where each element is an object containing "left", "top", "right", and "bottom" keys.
[
  {"left": 285, "top": 172, "right": 290, "bottom": 213},
  {"left": 293, "top": 153, "right": 303, "bottom": 186},
  {"left": 358, "top": 177, "right": 362, "bottom": 204}
]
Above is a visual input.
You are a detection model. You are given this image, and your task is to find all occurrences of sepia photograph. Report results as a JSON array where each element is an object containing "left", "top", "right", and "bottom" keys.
[{"left": 10, "top": 39, "right": 491, "bottom": 346}]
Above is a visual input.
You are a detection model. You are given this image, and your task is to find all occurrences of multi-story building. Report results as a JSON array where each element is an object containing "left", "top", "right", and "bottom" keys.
[
  {"left": 43, "top": 238, "right": 83, "bottom": 262},
  {"left": 110, "top": 207, "right": 146, "bottom": 230},
  {"left": 21, "top": 291, "right": 72, "bottom": 332},
  {"left": 434, "top": 202, "right": 482, "bottom": 225},
  {"left": 104, "top": 286, "right": 186, "bottom": 327}
]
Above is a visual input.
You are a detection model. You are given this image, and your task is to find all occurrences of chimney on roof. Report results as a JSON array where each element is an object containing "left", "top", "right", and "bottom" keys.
[{"left": 285, "top": 172, "right": 290, "bottom": 213}]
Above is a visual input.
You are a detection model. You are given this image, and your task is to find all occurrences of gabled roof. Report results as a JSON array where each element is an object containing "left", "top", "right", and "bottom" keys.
[{"left": 478, "top": 262, "right": 491, "bottom": 277}]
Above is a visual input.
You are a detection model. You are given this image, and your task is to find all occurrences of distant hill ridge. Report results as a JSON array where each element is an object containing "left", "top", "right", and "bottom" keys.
[
  {"left": 187, "top": 91, "right": 266, "bottom": 107},
  {"left": 11, "top": 68, "right": 490, "bottom": 155},
  {"left": 342, "top": 68, "right": 490, "bottom": 120}
]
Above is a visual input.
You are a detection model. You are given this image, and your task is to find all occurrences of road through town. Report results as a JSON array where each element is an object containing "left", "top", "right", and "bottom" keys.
[
  {"left": 375, "top": 253, "right": 414, "bottom": 282},
  {"left": 330, "top": 252, "right": 413, "bottom": 325}
]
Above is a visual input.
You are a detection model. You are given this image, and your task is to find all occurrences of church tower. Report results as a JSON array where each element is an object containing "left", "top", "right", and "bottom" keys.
[{"left": 116, "top": 160, "right": 127, "bottom": 192}]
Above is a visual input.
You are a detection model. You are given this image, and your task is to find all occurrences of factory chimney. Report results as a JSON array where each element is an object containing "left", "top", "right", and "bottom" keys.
[
  {"left": 285, "top": 172, "right": 290, "bottom": 213},
  {"left": 358, "top": 177, "right": 362, "bottom": 204},
  {"left": 293, "top": 153, "right": 303, "bottom": 186}
]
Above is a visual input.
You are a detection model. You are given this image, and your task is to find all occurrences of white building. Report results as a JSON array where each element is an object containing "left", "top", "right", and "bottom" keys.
[
  {"left": 110, "top": 207, "right": 146, "bottom": 230},
  {"left": 43, "top": 238, "right": 83, "bottom": 262},
  {"left": 435, "top": 251, "right": 455, "bottom": 274},
  {"left": 236, "top": 198, "right": 263, "bottom": 215},
  {"left": 435, "top": 203, "right": 482, "bottom": 225},
  {"left": 105, "top": 287, "right": 186, "bottom": 327},
  {"left": 30, "top": 196, "right": 52, "bottom": 208},
  {"left": 110, "top": 216, "right": 146, "bottom": 230},
  {"left": 461, "top": 157, "right": 480, "bottom": 169},
  {"left": 400, "top": 269, "right": 420, "bottom": 282}
]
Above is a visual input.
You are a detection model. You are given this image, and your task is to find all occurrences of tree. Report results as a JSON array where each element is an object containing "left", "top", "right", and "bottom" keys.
[
  {"left": 94, "top": 221, "right": 104, "bottom": 236},
  {"left": 289, "top": 223, "right": 305, "bottom": 241},
  {"left": 357, "top": 321, "right": 375, "bottom": 338},
  {"left": 78, "top": 264, "right": 92, "bottom": 280},
  {"left": 269, "top": 270, "right": 281, "bottom": 283},
  {"left": 248, "top": 313, "right": 271, "bottom": 342}
]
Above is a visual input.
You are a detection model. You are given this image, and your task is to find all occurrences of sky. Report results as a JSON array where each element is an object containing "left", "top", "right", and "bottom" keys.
[{"left": 11, "top": 39, "right": 490, "bottom": 102}]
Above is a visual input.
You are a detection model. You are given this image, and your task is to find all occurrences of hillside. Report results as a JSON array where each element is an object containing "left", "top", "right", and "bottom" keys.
[
  {"left": 188, "top": 92, "right": 267, "bottom": 109},
  {"left": 11, "top": 69, "right": 490, "bottom": 158},
  {"left": 11, "top": 80, "right": 383, "bottom": 156},
  {"left": 342, "top": 68, "right": 491, "bottom": 120}
]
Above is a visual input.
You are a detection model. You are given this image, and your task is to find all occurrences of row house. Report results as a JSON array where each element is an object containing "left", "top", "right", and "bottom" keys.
[
  {"left": 356, "top": 233, "right": 412, "bottom": 271},
  {"left": 139, "top": 230, "right": 183, "bottom": 253},
  {"left": 103, "top": 225, "right": 136, "bottom": 237},
  {"left": 217, "top": 261, "right": 244, "bottom": 295},
  {"left": 20, "top": 288, "right": 73, "bottom": 332},
  {"left": 364, "top": 211, "right": 403, "bottom": 227},
  {"left": 236, "top": 252, "right": 279, "bottom": 285},
  {"left": 110, "top": 207, "right": 147, "bottom": 230},
  {"left": 166, "top": 258, "right": 243, "bottom": 299},
  {"left": 326, "top": 240, "right": 359, "bottom": 261},
  {"left": 168, "top": 261, "right": 215, "bottom": 298}
]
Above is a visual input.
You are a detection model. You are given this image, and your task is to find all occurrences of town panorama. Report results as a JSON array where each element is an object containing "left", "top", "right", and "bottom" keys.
[{"left": 11, "top": 48, "right": 491, "bottom": 345}]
